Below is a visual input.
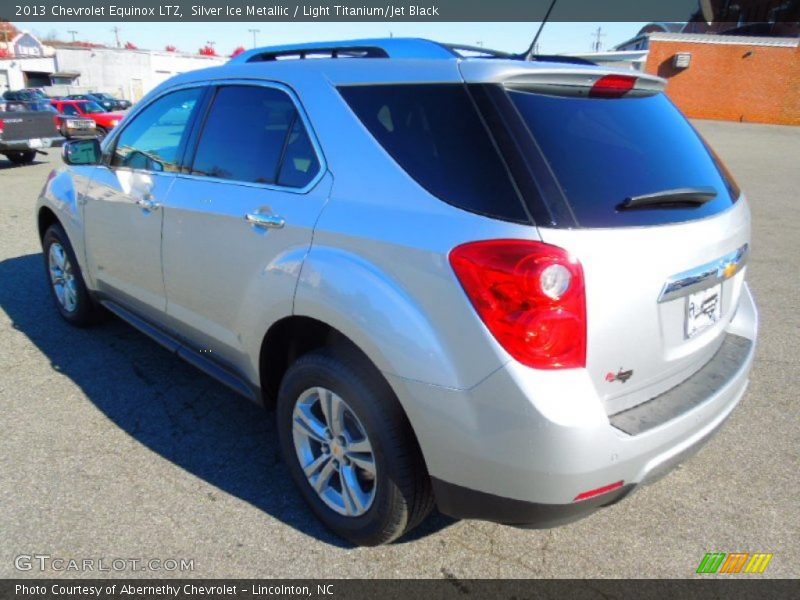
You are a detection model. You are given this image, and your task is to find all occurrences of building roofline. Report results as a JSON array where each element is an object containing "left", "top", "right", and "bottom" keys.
[{"left": 649, "top": 32, "right": 800, "bottom": 47}]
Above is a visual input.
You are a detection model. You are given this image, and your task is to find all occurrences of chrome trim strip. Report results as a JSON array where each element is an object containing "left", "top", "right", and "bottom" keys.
[{"left": 658, "top": 243, "right": 748, "bottom": 303}]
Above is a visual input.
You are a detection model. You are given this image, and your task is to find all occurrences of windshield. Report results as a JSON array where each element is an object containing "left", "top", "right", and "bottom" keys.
[{"left": 80, "top": 101, "right": 106, "bottom": 114}]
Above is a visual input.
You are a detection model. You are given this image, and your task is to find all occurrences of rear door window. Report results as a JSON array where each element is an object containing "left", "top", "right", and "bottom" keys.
[
  {"left": 508, "top": 90, "right": 740, "bottom": 227},
  {"left": 339, "top": 84, "right": 528, "bottom": 223},
  {"left": 190, "top": 85, "right": 319, "bottom": 187}
]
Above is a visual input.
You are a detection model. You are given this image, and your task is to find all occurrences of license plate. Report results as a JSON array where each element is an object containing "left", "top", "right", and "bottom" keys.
[
  {"left": 28, "top": 138, "right": 43, "bottom": 149},
  {"left": 685, "top": 283, "right": 722, "bottom": 338}
]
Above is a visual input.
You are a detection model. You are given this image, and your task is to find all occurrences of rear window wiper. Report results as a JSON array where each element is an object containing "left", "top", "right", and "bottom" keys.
[{"left": 617, "top": 187, "right": 717, "bottom": 210}]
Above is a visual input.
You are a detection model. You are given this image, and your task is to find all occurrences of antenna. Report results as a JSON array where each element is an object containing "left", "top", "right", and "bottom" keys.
[
  {"left": 111, "top": 26, "right": 121, "bottom": 48},
  {"left": 524, "top": 0, "right": 559, "bottom": 60}
]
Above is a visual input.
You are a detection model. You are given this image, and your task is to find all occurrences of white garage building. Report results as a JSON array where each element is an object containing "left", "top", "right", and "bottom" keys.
[{"left": 0, "top": 32, "right": 225, "bottom": 100}]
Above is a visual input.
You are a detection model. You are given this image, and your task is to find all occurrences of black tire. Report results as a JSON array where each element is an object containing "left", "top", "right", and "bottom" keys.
[
  {"left": 42, "top": 223, "right": 104, "bottom": 327},
  {"left": 6, "top": 151, "right": 36, "bottom": 164},
  {"left": 277, "top": 346, "right": 434, "bottom": 546}
]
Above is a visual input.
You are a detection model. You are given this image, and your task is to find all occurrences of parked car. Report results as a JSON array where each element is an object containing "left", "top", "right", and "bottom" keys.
[
  {"left": 16, "top": 99, "right": 98, "bottom": 139},
  {"left": 37, "top": 38, "right": 757, "bottom": 546},
  {"left": 92, "top": 92, "right": 133, "bottom": 111},
  {"left": 67, "top": 92, "right": 131, "bottom": 112},
  {"left": 50, "top": 99, "right": 123, "bottom": 139},
  {"left": 0, "top": 102, "right": 63, "bottom": 164},
  {"left": 3, "top": 89, "right": 42, "bottom": 102}
]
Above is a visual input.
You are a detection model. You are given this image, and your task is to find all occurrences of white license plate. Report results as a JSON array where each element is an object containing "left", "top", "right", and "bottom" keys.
[
  {"left": 28, "top": 138, "right": 43, "bottom": 149},
  {"left": 686, "top": 283, "right": 722, "bottom": 338}
]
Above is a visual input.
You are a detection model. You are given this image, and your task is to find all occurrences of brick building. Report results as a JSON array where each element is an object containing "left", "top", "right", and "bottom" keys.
[{"left": 643, "top": 33, "right": 799, "bottom": 126}]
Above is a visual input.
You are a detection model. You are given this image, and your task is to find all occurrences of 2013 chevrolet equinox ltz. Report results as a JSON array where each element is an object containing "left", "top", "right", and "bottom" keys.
[{"left": 36, "top": 39, "right": 757, "bottom": 546}]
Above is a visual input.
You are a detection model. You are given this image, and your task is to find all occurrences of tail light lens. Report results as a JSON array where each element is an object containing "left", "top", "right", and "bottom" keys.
[
  {"left": 449, "top": 240, "right": 586, "bottom": 369},
  {"left": 589, "top": 74, "right": 637, "bottom": 98},
  {"left": 0, "top": 118, "right": 4, "bottom": 137}
]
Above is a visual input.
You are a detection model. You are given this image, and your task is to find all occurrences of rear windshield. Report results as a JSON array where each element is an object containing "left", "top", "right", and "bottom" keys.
[
  {"left": 339, "top": 84, "right": 528, "bottom": 223},
  {"left": 509, "top": 90, "right": 740, "bottom": 227}
]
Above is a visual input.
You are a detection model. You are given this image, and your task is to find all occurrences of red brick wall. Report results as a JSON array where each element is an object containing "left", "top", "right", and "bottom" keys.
[{"left": 644, "top": 39, "right": 800, "bottom": 125}]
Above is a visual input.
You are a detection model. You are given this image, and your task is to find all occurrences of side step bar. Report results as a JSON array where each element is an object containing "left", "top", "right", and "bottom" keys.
[{"left": 101, "top": 300, "right": 260, "bottom": 404}]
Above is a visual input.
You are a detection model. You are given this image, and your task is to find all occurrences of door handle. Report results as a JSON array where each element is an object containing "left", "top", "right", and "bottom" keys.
[
  {"left": 136, "top": 197, "right": 161, "bottom": 211},
  {"left": 245, "top": 213, "right": 285, "bottom": 229}
]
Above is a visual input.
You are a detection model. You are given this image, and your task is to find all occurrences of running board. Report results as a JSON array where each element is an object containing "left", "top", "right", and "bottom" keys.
[{"left": 100, "top": 300, "right": 260, "bottom": 404}]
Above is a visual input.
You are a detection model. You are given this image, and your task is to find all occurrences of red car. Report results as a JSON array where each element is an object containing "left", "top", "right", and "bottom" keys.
[{"left": 50, "top": 99, "right": 124, "bottom": 139}]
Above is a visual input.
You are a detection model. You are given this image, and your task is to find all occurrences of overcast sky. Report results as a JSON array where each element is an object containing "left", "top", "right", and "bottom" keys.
[{"left": 15, "top": 22, "right": 647, "bottom": 56}]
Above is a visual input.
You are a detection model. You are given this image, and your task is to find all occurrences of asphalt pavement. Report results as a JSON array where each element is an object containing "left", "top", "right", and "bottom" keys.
[{"left": 0, "top": 120, "right": 798, "bottom": 578}]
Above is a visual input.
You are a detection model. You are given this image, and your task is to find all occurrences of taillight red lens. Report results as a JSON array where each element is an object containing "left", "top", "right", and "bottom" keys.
[
  {"left": 0, "top": 118, "right": 4, "bottom": 136},
  {"left": 589, "top": 74, "right": 637, "bottom": 98},
  {"left": 449, "top": 240, "right": 586, "bottom": 370}
]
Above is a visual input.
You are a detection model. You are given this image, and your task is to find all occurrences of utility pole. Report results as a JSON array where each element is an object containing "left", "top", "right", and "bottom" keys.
[
  {"left": 248, "top": 28, "right": 260, "bottom": 48},
  {"left": 591, "top": 26, "right": 605, "bottom": 52},
  {"left": 111, "top": 26, "right": 121, "bottom": 48},
  {"left": 68, "top": 30, "right": 78, "bottom": 42}
]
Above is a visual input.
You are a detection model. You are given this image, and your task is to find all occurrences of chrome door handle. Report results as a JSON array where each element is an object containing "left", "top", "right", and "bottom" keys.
[
  {"left": 245, "top": 213, "right": 285, "bottom": 229},
  {"left": 136, "top": 198, "right": 161, "bottom": 211}
]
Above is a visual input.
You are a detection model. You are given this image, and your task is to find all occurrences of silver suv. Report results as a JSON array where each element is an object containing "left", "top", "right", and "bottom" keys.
[{"left": 37, "top": 38, "right": 757, "bottom": 546}]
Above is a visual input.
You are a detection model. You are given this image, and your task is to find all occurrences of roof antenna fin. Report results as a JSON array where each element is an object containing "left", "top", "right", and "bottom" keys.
[{"left": 524, "top": 0, "right": 559, "bottom": 61}]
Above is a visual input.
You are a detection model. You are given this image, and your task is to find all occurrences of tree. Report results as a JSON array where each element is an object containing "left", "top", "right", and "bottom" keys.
[
  {"left": 230, "top": 46, "right": 245, "bottom": 57},
  {"left": 124, "top": 41, "right": 137, "bottom": 50},
  {"left": 198, "top": 44, "right": 217, "bottom": 56},
  {"left": 0, "top": 19, "right": 20, "bottom": 42},
  {"left": 0, "top": 47, "right": 11, "bottom": 59},
  {"left": 165, "top": 44, "right": 177, "bottom": 52}
]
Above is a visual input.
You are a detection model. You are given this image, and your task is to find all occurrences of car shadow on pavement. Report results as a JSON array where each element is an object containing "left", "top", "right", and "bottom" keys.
[
  {"left": 0, "top": 157, "right": 47, "bottom": 170},
  {"left": 0, "top": 252, "right": 456, "bottom": 548}
]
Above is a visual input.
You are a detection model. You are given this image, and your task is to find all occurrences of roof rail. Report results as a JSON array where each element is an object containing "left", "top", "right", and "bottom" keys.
[
  {"left": 230, "top": 38, "right": 458, "bottom": 63},
  {"left": 227, "top": 37, "right": 598, "bottom": 67}
]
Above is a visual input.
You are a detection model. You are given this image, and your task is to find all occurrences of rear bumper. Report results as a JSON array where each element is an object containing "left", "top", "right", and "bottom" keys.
[
  {"left": 63, "top": 127, "right": 97, "bottom": 139},
  {"left": 388, "top": 284, "right": 757, "bottom": 526},
  {"left": 0, "top": 136, "right": 63, "bottom": 151}
]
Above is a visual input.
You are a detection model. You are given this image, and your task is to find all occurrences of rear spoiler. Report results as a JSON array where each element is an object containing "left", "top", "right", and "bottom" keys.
[{"left": 460, "top": 62, "right": 667, "bottom": 99}]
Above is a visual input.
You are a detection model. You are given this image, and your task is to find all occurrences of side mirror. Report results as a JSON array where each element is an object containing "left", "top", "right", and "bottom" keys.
[{"left": 62, "top": 138, "right": 101, "bottom": 166}]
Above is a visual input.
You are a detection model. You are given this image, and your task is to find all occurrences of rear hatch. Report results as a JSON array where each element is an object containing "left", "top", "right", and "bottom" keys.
[
  {"left": 461, "top": 62, "right": 749, "bottom": 414},
  {"left": 0, "top": 109, "right": 58, "bottom": 142}
]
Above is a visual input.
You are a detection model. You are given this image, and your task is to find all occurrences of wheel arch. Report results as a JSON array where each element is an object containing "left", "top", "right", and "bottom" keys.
[{"left": 37, "top": 205, "right": 61, "bottom": 241}]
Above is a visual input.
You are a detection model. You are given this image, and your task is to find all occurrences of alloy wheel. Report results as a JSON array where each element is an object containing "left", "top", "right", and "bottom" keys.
[
  {"left": 291, "top": 387, "right": 377, "bottom": 517},
  {"left": 48, "top": 242, "right": 78, "bottom": 313}
]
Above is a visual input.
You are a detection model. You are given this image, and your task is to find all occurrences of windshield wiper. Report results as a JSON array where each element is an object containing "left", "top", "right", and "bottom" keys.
[{"left": 618, "top": 187, "right": 717, "bottom": 210}]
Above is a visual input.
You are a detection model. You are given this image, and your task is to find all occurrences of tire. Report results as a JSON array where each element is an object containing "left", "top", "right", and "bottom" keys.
[
  {"left": 42, "top": 223, "right": 104, "bottom": 327},
  {"left": 6, "top": 151, "right": 36, "bottom": 164},
  {"left": 277, "top": 346, "right": 434, "bottom": 546}
]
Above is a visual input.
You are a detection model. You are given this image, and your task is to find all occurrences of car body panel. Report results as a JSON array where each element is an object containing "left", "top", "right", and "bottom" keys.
[
  {"left": 161, "top": 171, "right": 334, "bottom": 383},
  {"left": 82, "top": 166, "right": 174, "bottom": 320}
]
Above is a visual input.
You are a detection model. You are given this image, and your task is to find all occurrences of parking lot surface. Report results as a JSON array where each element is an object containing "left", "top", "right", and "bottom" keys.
[{"left": 1, "top": 120, "right": 798, "bottom": 578}]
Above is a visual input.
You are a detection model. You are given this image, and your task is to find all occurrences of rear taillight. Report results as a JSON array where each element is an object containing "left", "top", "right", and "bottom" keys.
[
  {"left": 449, "top": 240, "right": 586, "bottom": 370},
  {"left": 589, "top": 74, "right": 637, "bottom": 99},
  {"left": 0, "top": 118, "right": 4, "bottom": 137}
]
